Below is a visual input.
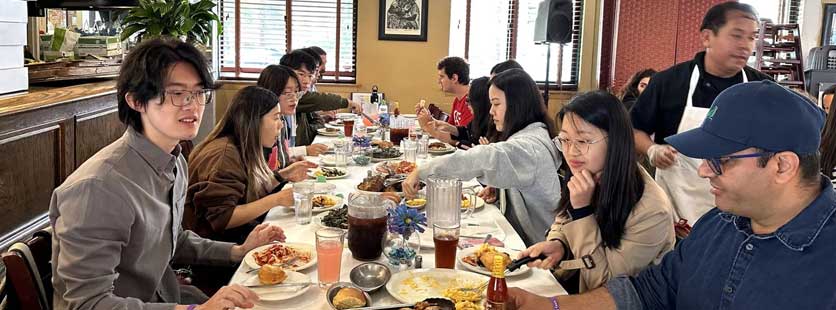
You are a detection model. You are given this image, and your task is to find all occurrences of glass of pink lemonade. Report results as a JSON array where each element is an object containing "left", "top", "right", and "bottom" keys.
[{"left": 316, "top": 227, "right": 345, "bottom": 287}]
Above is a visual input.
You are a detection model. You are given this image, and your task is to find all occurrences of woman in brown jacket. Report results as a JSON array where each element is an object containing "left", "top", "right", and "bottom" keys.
[
  {"left": 519, "top": 91, "right": 675, "bottom": 293},
  {"left": 183, "top": 86, "right": 315, "bottom": 292}
]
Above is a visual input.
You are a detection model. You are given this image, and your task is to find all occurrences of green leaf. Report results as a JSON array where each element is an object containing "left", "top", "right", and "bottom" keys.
[
  {"left": 180, "top": 19, "right": 195, "bottom": 34},
  {"left": 120, "top": 24, "right": 145, "bottom": 41},
  {"left": 147, "top": 23, "right": 162, "bottom": 36}
]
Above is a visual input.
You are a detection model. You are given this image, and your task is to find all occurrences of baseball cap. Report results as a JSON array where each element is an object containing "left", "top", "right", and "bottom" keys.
[{"left": 665, "top": 80, "right": 825, "bottom": 159}]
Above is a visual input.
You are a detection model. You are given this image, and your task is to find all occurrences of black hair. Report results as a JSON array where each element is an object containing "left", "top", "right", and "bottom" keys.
[
  {"left": 753, "top": 148, "right": 821, "bottom": 187},
  {"left": 298, "top": 48, "right": 322, "bottom": 67},
  {"left": 117, "top": 37, "right": 214, "bottom": 133},
  {"left": 437, "top": 56, "right": 470, "bottom": 84},
  {"left": 488, "top": 69, "right": 554, "bottom": 141},
  {"left": 467, "top": 77, "right": 497, "bottom": 142},
  {"left": 557, "top": 91, "right": 645, "bottom": 249},
  {"left": 823, "top": 84, "right": 836, "bottom": 96},
  {"left": 490, "top": 60, "right": 523, "bottom": 75},
  {"left": 307, "top": 46, "right": 327, "bottom": 56},
  {"left": 256, "top": 64, "right": 301, "bottom": 96},
  {"left": 700, "top": 1, "right": 758, "bottom": 34},
  {"left": 619, "top": 68, "right": 656, "bottom": 101},
  {"left": 279, "top": 50, "right": 317, "bottom": 72}
]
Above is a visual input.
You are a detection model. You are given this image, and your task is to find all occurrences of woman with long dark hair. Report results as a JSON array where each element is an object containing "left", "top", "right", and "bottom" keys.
[
  {"left": 404, "top": 69, "right": 562, "bottom": 245},
  {"left": 821, "top": 103, "right": 836, "bottom": 189},
  {"left": 519, "top": 91, "right": 674, "bottom": 293},
  {"left": 619, "top": 68, "right": 656, "bottom": 110},
  {"left": 418, "top": 76, "right": 496, "bottom": 149},
  {"left": 184, "top": 86, "right": 315, "bottom": 292}
]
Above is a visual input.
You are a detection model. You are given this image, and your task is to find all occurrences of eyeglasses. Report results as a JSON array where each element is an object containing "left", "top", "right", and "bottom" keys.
[
  {"left": 704, "top": 152, "right": 774, "bottom": 176},
  {"left": 163, "top": 89, "right": 213, "bottom": 107},
  {"left": 280, "top": 91, "right": 298, "bottom": 100},
  {"left": 555, "top": 135, "right": 607, "bottom": 155}
]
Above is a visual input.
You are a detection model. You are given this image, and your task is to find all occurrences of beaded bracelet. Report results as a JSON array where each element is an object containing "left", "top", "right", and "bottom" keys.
[
  {"left": 551, "top": 296, "right": 561, "bottom": 310},
  {"left": 186, "top": 305, "right": 198, "bottom": 310}
]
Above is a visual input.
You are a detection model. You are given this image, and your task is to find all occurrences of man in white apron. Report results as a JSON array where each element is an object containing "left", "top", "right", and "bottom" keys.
[{"left": 630, "top": 2, "right": 772, "bottom": 227}]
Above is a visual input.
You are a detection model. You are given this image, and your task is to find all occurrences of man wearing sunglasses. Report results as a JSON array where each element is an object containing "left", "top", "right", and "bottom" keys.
[{"left": 504, "top": 80, "right": 835, "bottom": 310}]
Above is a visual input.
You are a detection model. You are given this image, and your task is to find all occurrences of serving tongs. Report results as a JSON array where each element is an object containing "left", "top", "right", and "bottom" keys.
[{"left": 505, "top": 254, "right": 548, "bottom": 272}]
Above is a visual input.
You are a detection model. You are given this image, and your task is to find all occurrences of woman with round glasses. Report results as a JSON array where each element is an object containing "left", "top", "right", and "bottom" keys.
[
  {"left": 518, "top": 91, "right": 675, "bottom": 293},
  {"left": 403, "top": 69, "right": 562, "bottom": 246},
  {"left": 183, "top": 86, "right": 316, "bottom": 293}
]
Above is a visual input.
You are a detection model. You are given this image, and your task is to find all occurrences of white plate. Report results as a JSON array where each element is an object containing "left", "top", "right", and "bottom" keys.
[
  {"left": 311, "top": 195, "right": 344, "bottom": 213},
  {"left": 243, "top": 243, "right": 317, "bottom": 271},
  {"left": 319, "top": 154, "right": 337, "bottom": 166},
  {"left": 335, "top": 113, "right": 356, "bottom": 120},
  {"left": 241, "top": 270, "right": 312, "bottom": 301},
  {"left": 371, "top": 155, "right": 402, "bottom": 162},
  {"left": 386, "top": 268, "right": 488, "bottom": 304},
  {"left": 399, "top": 114, "right": 418, "bottom": 118},
  {"left": 428, "top": 143, "right": 456, "bottom": 155},
  {"left": 461, "top": 196, "right": 486, "bottom": 212},
  {"left": 307, "top": 168, "right": 348, "bottom": 179},
  {"left": 411, "top": 218, "right": 501, "bottom": 249},
  {"left": 317, "top": 128, "right": 342, "bottom": 137},
  {"left": 457, "top": 246, "right": 530, "bottom": 277},
  {"left": 314, "top": 211, "right": 348, "bottom": 231},
  {"left": 374, "top": 160, "right": 417, "bottom": 175},
  {"left": 325, "top": 121, "right": 343, "bottom": 128}
]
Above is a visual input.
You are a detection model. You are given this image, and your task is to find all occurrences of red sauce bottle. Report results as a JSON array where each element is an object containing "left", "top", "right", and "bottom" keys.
[{"left": 485, "top": 255, "right": 507, "bottom": 310}]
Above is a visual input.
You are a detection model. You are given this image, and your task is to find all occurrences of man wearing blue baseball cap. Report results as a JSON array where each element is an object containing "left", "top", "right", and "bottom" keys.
[{"left": 504, "top": 81, "right": 836, "bottom": 310}]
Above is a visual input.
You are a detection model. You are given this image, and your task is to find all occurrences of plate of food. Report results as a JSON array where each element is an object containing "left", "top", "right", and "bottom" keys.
[
  {"left": 308, "top": 167, "right": 348, "bottom": 179},
  {"left": 315, "top": 205, "right": 348, "bottom": 230},
  {"left": 241, "top": 267, "right": 312, "bottom": 301},
  {"left": 459, "top": 244, "right": 529, "bottom": 277},
  {"left": 319, "top": 154, "right": 338, "bottom": 166},
  {"left": 327, "top": 119, "right": 345, "bottom": 128},
  {"left": 461, "top": 196, "right": 486, "bottom": 211},
  {"left": 404, "top": 197, "right": 427, "bottom": 209},
  {"left": 244, "top": 243, "right": 317, "bottom": 271},
  {"left": 371, "top": 147, "right": 402, "bottom": 162},
  {"left": 356, "top": 174, "right": 425, "bottom": 195},
  {"left": 371, "top": 140, "right": 394, "bottom": 149},
  {"left": 386, "top": 268, "right": 488, "bottom": 305},
  {"left": 318, "top": 127, "right": 342, "bottom": 137},
  {"left": 375, "top": 160, "right": 417, "bottom": 175},
  {"left": 428, "top": 142, "right": 456, "bottom": 155},
  {"left": 336, "top": 113, "right": 356, "bottom": 120},
  {"left": 312, "top": 195, "right": 343, "bottom": 213}
]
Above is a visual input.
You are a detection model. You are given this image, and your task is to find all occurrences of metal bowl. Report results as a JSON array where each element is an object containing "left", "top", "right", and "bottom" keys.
[
  {"left": 325, "top": 282, "right": 373, "bottom": 310},
  {"left": 349, "top": 262, "right": 391, "bottom": 292}
]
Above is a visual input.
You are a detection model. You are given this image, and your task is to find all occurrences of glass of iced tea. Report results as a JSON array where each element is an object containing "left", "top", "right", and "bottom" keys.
[
  {"left": 433, "top": 222, "right": 460, "bottom": 269},
  {"left": 390, "top": 128, "right": 409, "bottom": 146},
  {"left": 316, "top": 227, "right": 345, "bottom": 287},
  {"left": 343, "top": 118, "right": 356, "bottom": 137}
]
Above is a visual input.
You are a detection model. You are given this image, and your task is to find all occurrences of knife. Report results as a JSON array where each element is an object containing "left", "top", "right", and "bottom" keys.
[
  {"left": 506, "top": 254, "right": 548, "bottom": 272},
  {"left": 243, "top": 282, "right": 314, "bottom": 289}
]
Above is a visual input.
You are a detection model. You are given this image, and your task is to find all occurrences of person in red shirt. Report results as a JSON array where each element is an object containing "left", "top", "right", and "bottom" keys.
[{"left": 437, "top": 56, "right": 473, "bottom": 126}]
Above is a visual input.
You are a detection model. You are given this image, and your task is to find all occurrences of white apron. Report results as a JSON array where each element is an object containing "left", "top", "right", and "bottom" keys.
[{"left": 655, "top": 67, "right": 747, "bottom": 224}]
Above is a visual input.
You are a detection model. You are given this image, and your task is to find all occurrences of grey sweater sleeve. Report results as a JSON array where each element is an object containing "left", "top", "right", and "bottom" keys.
[{"left": 417, "top": 135, "right": 542, "bottom": 189}]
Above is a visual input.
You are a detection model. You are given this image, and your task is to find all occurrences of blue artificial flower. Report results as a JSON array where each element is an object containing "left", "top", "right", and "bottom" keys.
[
  {"left": 352, "top": 136, "right": 371, "bottom": 148},
  {"left": 387, "top": 204, "right": 427, "bottom": 238}
]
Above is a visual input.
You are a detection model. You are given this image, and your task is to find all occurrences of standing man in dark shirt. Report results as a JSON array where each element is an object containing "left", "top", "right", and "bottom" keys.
[{"left": 630, "top": 2, "right": 771, "bottom": 227}]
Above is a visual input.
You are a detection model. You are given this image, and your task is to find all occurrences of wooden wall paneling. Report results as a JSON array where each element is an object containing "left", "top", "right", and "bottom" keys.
[
  {"left": 599, "top": 0, "right": 618, "bottom": 91},
  {"left": 74, "top": 108, "right": 125, "bottom": 168},
  {"left": 612, "top": 0, "right": 679, "bottom": 92},
  {"left": 674, "top": 0, "right": 727, "bottom": 63}
]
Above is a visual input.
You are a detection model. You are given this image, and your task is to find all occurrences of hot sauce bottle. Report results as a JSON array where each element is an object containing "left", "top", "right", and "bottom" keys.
[{"left": 485, "top": 255, "right": 507, "bottom": 310}]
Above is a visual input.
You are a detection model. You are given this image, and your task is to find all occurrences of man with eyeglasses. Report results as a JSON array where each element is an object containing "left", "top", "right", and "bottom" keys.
[
  {"left": 505, "top": 80, "right": 836, "bottom": 310},
  {"left": 49, "top": 38, "right": 284, "bottom": 310}
]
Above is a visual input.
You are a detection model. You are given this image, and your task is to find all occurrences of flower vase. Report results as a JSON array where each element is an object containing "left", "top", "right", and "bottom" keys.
[{"left": 384, "top": 231, "right": 421, "bottom": 269}]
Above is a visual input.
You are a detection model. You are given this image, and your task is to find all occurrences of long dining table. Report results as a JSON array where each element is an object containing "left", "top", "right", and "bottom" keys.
[{"left": 228, "top": 132, "right": 567, "bottom": 309}]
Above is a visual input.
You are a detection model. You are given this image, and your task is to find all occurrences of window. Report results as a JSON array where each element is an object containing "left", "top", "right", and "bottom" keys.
[
  {"left": 219, "top": 0, "right": 357, "bottom": 81},
  {"left": 449, "top": 0, "right": 583, "bottom": 87},
  {"left": 739, "top": 0, "right": 803, "bottom": 24}
]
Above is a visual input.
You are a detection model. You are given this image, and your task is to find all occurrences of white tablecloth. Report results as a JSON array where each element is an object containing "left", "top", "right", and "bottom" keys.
[{"left": 228, "top": 135, "right": 567, "bottom": 309}]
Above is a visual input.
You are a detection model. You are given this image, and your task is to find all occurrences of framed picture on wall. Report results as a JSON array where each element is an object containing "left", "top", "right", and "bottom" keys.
[
  {"left": 378, "top": 0, "right": 429, "bottom": 41},
  {"left": 822, "top": 4, "right": 836, "bottom": 46}
]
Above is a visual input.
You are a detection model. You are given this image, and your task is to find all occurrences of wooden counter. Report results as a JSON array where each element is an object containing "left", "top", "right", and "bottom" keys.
[{"left": 0, "top": 81, "right": 125, "bottom": 250}]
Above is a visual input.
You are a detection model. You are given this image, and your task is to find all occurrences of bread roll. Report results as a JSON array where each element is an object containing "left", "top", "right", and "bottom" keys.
[
  {"left": 332, "top": 287, "right": 366, "bottom": 309},
  {"left": 258, "top": 264, "right": 287, "bottom": 285}
]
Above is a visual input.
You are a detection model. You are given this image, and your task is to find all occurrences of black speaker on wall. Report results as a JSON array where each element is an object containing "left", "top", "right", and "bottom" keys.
[{"left": 533, "top": 0, "right": 573, "bottom": 44}]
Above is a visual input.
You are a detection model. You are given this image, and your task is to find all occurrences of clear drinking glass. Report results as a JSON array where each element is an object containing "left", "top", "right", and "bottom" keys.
[
  {"left": 316, "top": 227, "right": 345, "bottom": 287},
  {"left": 461, "top": 188, "right": 478, "bottom": 218},
  {"left": 418, "top": 135, "right": 429, "bottom": 159},
  {"left": 402, "top": 139, "right": 418, "bottom": 163},
  {"left": 334, "top": 138, "right": 350, "bottom": 168},
  {"left": 293, "top": 181, "right": 315, "bottom": 225}
]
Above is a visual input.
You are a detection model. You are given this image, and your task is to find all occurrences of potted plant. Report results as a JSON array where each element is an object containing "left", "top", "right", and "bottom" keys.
[{"left": 120, "top": 0, "right": 222, "bottom": 45}]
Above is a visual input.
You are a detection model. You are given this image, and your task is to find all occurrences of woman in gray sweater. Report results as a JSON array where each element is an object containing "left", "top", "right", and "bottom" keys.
[{"left": 404, "top": 69, "right": 562, "bottom": 245}]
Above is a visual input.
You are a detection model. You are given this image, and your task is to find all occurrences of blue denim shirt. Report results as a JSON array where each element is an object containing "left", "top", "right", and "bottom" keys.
[{"left": 606, "top": 176, "right": 836, "bottom": 310}]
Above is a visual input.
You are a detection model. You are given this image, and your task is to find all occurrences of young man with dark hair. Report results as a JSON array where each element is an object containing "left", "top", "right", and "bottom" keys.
[
  {"left": 280, "top": 49, "right": 361, "bottom": 146},
  {"left": 507, "top": 81, "right": 835, "bottom": 310},
  {"left": 436, "top": 56, "right": 473, "bottom": 126},
  {"left": 50, "top": 38, "right": 285, "bottom": 310},
  {"left": 630, "top": 1, "right": 772, "bottom": 229}
]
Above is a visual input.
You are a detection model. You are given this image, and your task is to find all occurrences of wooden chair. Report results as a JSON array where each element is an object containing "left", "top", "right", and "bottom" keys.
[{"left": 2, "top": 229, "right": 53, "bottom": 310}]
